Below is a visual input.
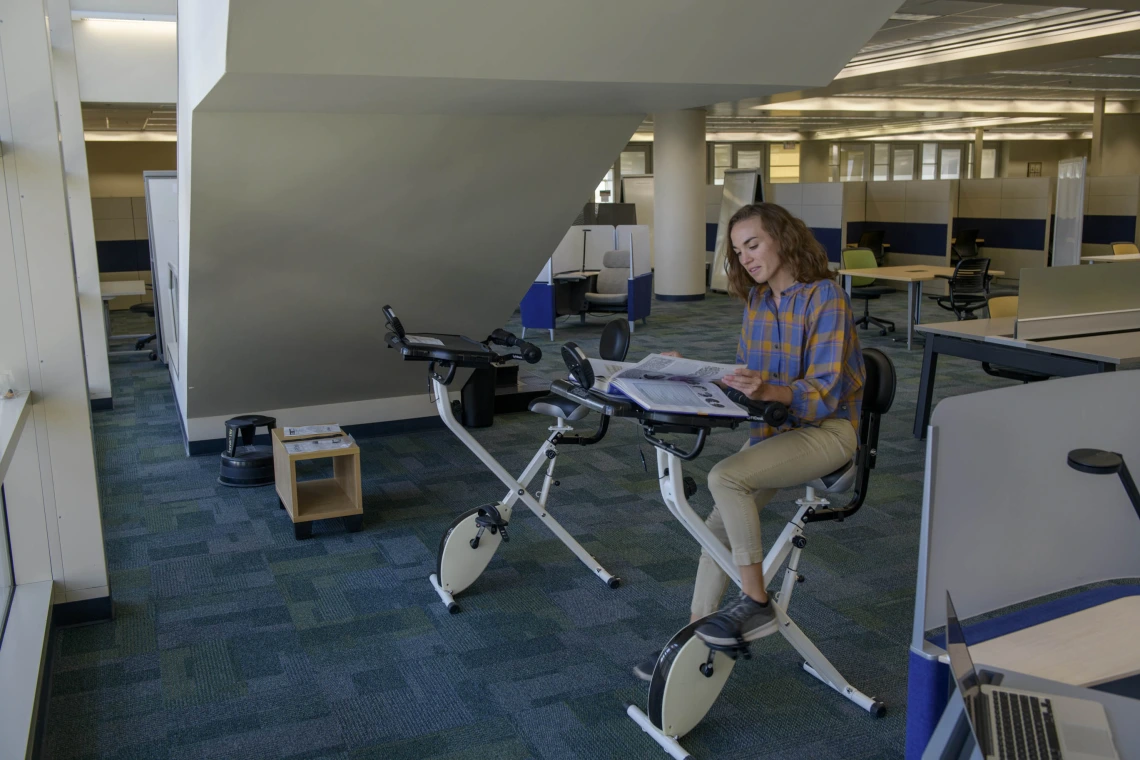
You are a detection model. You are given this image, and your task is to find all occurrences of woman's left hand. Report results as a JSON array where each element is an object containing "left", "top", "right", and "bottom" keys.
[{"left": 721, "top": 369, "right": 793, "bottom": 406}]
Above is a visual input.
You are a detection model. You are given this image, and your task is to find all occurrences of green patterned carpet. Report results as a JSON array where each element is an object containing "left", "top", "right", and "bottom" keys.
[{"left": 42, "top": 290, "right": 1016, "bottom": 760}]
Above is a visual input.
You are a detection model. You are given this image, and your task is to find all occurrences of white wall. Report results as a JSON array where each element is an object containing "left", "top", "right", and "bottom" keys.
[
  {"left": 72, "top": 18, "right": 176, "bottom": 103},
  {"left": 1100, "top": 115, "right": 1140, "bottom": 177},
  {"left": 0, "top": 0, "right": 109, "bottom": 603},
  {"left": 48, "top": 0, "right": 112, "bottom": 403},
  {"left": 1000, "top": 140, "right": 1089, "bottom": 179}
]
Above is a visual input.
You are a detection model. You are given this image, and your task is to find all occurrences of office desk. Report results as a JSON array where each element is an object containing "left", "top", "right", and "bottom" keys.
[
  {"left": 950, "top": 238, "right": 984, "bottom": 244},
  {"left": 839, "top": 265, "right": 1005, "bottom": 351},
  {"left": 100, "top": 280, "right": 146, "bottom": 340},
  {"left": 1082, "top": 253, "right": 1140, "bottom": 263},
  {"left": 912, "top": 318, "right": 1138, "bottom": 438},
  {"left": 922, "top": 666, "right": 1140, "bottom": 760}
]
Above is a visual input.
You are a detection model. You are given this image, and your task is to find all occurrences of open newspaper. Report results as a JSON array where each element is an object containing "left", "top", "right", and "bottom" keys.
[{"left": 603, "top": 354, "right": 747, "bottom": 416}]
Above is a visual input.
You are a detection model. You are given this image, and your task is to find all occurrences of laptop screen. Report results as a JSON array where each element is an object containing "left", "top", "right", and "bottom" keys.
[{"left": 946, "top": 592, "right": 990, "bottom": 755}]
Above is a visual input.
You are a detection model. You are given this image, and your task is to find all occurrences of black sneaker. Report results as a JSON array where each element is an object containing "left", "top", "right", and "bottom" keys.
[
  {"left": 633, "top": 650, "right": 661, "bottom": 682},
  {"left": 694, "top": 593, "right": 778, "bottom": 648}
]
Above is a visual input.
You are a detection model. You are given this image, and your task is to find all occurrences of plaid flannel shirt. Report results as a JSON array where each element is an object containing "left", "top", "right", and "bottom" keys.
[{"left": 736, "top": 278, "right": 865, "bottom": 445}]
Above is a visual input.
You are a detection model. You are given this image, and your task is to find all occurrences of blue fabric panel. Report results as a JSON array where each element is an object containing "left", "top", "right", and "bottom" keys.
[
  {"left": 811, "top": 227, "right": 843, "bottom": 263},
  {"left": 905, "top": 649, "right": 950, "bottom": 760},
  {"left": 847, "top": 221, "right": 948, "bottom": 257},
  {"left": 952, "top": 217, "right": 1047, "bottom": 251},
  {"left": 627, "top": 272, "right": 652, "bottom": 321},
  {"left": 520, "top": 283, "right": 556, "bottom": 330},
  {"left": 97, "top": 239, "right": 151, "bottom": 273},
  {"left": 1082, "top": 215, "right": 1137, "bottom": 245},
  {"left": 706, "top": 222, "right": 718, "bottom": 252}
]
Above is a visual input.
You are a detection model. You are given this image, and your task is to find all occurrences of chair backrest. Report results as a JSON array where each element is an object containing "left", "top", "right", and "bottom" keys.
[
  {"left": 858, "top": 229, "right": 885, "bottom": 253},
  {"left": 595, "top": 250, "right": 630, "bottom": 294},
  {"left": 842, "top": 247, "right": 879, "bottom": 288},
  {"left": 599, "top": 317, "right": 631, "bottom": 362},
  {"left": 1111, "top": 241, "right": 1139, "bottom": 256},
  {"left": 949, "top": 256, "right": 990, "bottom": 294},
  {"left": 951, "top": 228, "right": 980, "bottom": 261},
  {"left": 955, "top": 228, "right": 979, "bottom": 246},
  {"left": 987, "top": 295, "right": 1018, "bottom": 318}
]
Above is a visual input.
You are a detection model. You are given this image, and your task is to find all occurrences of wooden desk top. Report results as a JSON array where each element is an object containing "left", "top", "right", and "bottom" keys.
[
  {"left": 838, "top": 265, "right": 1005, "bottom": 282},
  {"left": 916, "top": 317, "right": 1015, "bottom": 340},
  {"left": 917, "top": 318, "right": 1140, "bottom": 364},
  {"left": 1082, "top": 253, "right": 1140, "bottom": 263},
  {"left": 100, "top": 280, "right": 146, "bottom": 298}
]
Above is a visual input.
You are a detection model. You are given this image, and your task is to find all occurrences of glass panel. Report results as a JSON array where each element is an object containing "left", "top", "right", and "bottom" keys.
[
  {"left": 714, "top": 167, "right": 726, "bottom": 185},
  {"left": 873, "top": 164, "right": 889, "bottom": 182},
  {"left": 619, "top": 151, "right": 645, "bottom": 175},
  {"left": 922, "top": 143, "right": 938, "bottom": 165},
  {"left": 714, "top": 144, "right": 732, "bottom": 167},
  {"left": 892, "top": 149, "right": 915, "bottom": 181},
  {"left": 840, "top": 146, "right": 866, "bottom": 182},
  {"left": 940, "top": 148, "right": 961, "bottom": 180},
  {"left": 981, "top": 148, "right": 997, "bottom": 179},
  {"left": 737, "top": 150, "right": 761, "bottom": 169},
  {"left": 921, "top": 164, "right": 936, "bottom": 180},
  {"left": 874, "top": 143, "right": 890, "bottom": 166},
  {"left": 768, "top": 143, "right": 800, "bottom": 184}
]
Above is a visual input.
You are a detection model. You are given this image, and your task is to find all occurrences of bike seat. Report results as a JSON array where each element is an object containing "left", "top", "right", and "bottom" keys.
[
  {"left": 528, "top": 394, "right": 591, "bottom": 421},
  {"left": 805, "top": 459, "right": 856, "bottom": 494}
]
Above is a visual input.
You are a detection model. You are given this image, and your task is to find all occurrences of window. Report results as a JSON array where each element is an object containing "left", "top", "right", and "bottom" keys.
[
  {"left": 892, "top": 147, "right": 915, "bottom": 181},
  {"left": 873, "top": 144, "right": 890, "bottom": 181},
  {"left": 712, "top": 143, "right": 732, "bottom": 185},
  {"left": 620, "top": 150, "right": 646, "bottom": 176},
  {"left": 981, "top": 148, "right": 997, "bottom": 179},
  {"left": 594, "top": 167, "right": 614, "bottom": 203},
  {"left": 921, "top": 143, "right": 938, "bottom": 180},
  {"left": 940, "top": 148, "right": 961, "bottom": 180},
  {"left": 839, "top": 144, "right": 868, "bottom": 182},
  {"left": 737, "top": 150, "right": 761, "bottom": 170},
  {"left": 769, "top": 143, "right": 800, "bottom": 184}
]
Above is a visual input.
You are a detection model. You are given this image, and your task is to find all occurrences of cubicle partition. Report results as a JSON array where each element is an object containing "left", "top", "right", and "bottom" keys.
[
  {"left": 1081, "top": 175, "right": 1140, "bottom": 259},
  {"left": 905, "top": 372, "right": 1140, "bottom": 758},
  {"left": 954, "top": 177, "right": 1053, "bottom": 283},
  {"left": 769, "top": 182, "right": 858, "bottom": 263},
  {"left": 849, "top": 180, "right": 958, "bottom": 267}
]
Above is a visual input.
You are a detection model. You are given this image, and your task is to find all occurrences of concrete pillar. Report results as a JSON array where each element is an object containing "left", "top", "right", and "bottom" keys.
[
  {"left": 47, "top": 0, "right": 113, "bottom": 408},
  {"left": 653, "top": 109, "right": 707, "bottom": 300},
  {"left": 1091, "top": 94, "right": 1105, "bottom": 176},
  {"left": 974, "top": 128, "right": 985, "bottom": 179}
]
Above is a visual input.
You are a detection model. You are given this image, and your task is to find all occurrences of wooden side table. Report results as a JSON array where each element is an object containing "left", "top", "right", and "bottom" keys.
[{"left": 271, "top": 428, "right": 363, "bottom": 539}]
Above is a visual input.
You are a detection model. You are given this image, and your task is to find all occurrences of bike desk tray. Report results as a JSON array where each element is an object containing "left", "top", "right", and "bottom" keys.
[{"left": 271, "top": 428, "right": 363, "bottom": 539}]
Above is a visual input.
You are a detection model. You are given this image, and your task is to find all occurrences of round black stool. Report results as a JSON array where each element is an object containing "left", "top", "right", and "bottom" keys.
[{"left": 219, "top": 415, "right": 276, "bottom": 487}]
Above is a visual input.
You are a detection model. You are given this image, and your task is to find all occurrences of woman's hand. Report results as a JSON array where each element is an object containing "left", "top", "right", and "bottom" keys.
[
  {"left": 720, "top": 368, "right": 794, "bottom": 406},
  {"left": 660, "top": 351, "right": 682, "bottom": 358}
]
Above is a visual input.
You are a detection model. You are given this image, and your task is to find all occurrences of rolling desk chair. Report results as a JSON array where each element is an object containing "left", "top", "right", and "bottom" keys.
[
  {"left": 950, "top": 229, "right": 980, "bottom": 263},
  {"left": 979, "top": 296, "right": 1049, "bottom": 384},
  {"left": 858, "top": 229, "right": 887, "bottom": 266},
  {"left": 1110, "top": 241, "right": 1139, "bottom": 256},
  {"left": 582, "top": 250, "right": 629, "bottom": 320},
  {"left": 842, "top": 247, "right": 896, "bottom": 336},
  {"left": 929, "top": 257, "right": 991, "bottom": 321}
]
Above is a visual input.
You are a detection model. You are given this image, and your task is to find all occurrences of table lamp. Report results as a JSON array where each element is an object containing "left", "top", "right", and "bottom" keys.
[{"left": 1067, "top": 448, "right": 1140, "bottom": 521}]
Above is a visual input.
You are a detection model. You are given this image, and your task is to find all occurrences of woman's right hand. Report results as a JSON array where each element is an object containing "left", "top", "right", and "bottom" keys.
[{"left": 660, "top": 351, "right": 682, "bottom": 358}]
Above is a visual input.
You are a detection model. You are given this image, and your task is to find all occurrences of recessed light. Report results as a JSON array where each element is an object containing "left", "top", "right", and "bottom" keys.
[{"left": 889, "top": 13, "right": 939, "bottom": 21}]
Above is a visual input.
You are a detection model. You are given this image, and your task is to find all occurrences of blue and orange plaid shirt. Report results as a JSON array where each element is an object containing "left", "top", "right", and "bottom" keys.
[{"left": 736, "top": 278, "right": 865, "bottom": 445}]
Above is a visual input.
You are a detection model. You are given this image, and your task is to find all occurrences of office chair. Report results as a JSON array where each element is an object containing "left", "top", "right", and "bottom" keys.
[
  {"left": 950, "top": 228, "right": 980, "bottom": 263},
  {"left": 841, "top": 248, "right": 895, "bottom": 336},
  {"left": 583, "top": 250, "right": 630, "bottom": 317},
  {"left": 929, "top": 257, "right": 991, "bottom": 320},
  {"left": 857, "top": 229, "right": 887, "bottom": 266},
  {"left": 980, "top": 296, "right": 1049, "bottom": 384},
  {"left": 1110, "top": 241, "right": 1139, "bottom": 256}
]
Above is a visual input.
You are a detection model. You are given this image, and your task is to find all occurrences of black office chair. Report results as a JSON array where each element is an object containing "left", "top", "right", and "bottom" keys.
[
  {"left": 858, "top": 229, "right": 887, "bottom": 266},
  {"left": 951, "top": 228, "right": 980, "bottom": 263},
  {"left": 929, "top": 257, "right": 991, "bottom": 320}
]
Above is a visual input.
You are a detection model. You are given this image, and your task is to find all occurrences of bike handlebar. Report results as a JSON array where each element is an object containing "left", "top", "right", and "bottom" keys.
[
  {"left": 489, "top": 328, "right": 542, "bottom": 364},
  {"left": 720, "top": 386, "right": 789, "bottom": 427}
]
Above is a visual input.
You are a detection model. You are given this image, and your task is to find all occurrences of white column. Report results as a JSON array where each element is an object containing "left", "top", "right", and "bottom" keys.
[
  {"left": 0, "top": 0, "right": 110, "bottom": 607},
  {"left": 973, "top": 127, "right": 984, "bottom": 179},
  {"left": 47, "top": 0, "right": 113, "bottom": 406},
  {"left": 653, "top": 109, "right": 707, "bottom": 300},
  {"left": 1091, "top": 93, "right": 1105, "bottom": 176}
]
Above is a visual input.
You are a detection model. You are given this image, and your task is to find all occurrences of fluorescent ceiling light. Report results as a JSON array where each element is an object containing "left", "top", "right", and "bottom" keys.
[
  {"left": 629, "top": 132, "right": 805, "bottom": 143},
  {"left": 1102, "top": 53, "right": 1140, "bottom": 59},
  {"left": 889, "top": 13, "right": 940, "bottom": 21},
  {"left": 861, "top": 131, "right": 1091, "bottom": 141},
  {"left": 84, "top": 131, "right": 176, "bottom": 142},
  {"left": 993, "top": 69, "right": 1140, "bottom": 79},
  {"left": 813, "top": 115, "right": 1057, "bottom": 140},
  {"left": 753, "top": 97, "right": 1124, "bottom": 114},
  {"left": 71, "top": 11, "right": 175, "bottom": 22},
  {"left": 905, "top": 82, "right": 1140, "bottom": 92}
]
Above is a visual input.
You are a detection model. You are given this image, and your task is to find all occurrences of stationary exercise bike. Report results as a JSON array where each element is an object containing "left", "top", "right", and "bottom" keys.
[
  {"left": 549, "top": 346, "right": 896, "bottom": 760},
  {"left": 383, "top": 306, "right": 621, "bottom": 613}
]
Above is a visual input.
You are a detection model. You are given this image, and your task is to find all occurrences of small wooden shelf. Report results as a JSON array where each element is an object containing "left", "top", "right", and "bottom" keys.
[{"left": 272, "top": 428, "right": 363, "bottom": 538}]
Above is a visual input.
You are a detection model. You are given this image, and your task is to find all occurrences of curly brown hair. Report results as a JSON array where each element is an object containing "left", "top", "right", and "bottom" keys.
[{"left": 724, "top": 203, "right": 834, "bottom": 300}]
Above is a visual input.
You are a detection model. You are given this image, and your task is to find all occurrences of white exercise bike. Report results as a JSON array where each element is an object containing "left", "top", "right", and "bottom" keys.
[
  {"left": 549, "top": 345, "right": 896, "bottom": 760},
  {"left": 383, "top": 305, "right": 621, "bottom": 614}
]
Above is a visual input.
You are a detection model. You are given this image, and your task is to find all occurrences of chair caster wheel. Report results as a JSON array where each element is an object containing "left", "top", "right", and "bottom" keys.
[
  {"left": 607, "top": 577, "right": 620, "bottom": 589},
  {"left": 149, "top": 352, "right": 157, "bottom": 360},
  {"left": 871, "top": 701, "right": 887, "bottom": 718},
  {"left": 294, "top": 521, "right": 313, "bottom": 540}
]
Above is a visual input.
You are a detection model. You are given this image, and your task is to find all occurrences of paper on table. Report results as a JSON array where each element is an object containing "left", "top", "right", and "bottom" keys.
[
  {"left": 284, "top": 436, "right": 355, "bottom": 455},
  {"left": 282, "top": 424, "right": 343, "bottom": 439}
]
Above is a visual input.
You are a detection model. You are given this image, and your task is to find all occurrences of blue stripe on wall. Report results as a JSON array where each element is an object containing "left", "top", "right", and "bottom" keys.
[
  {"left": 1082, "top": 215, "right": 1137, "bottom": 245},
  {"left": 847, "top": 221, "right": 947, "bottom": 258},
  {"left": 952, "top": 217, "right": 1046, "bottom": 251},
  {"left": 811, "top": 227, "right": 843, "bottom": 263},
  {"left": 706, "top": 222, "right": 717, "bottom": 252},
  {"left": 97, "top": 239, "right": 151, "bottom": 273}
]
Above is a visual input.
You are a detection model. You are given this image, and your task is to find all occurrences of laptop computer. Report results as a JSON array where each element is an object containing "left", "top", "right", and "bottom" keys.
[{"left": 946, "top": 592, "right": 1119, "bottom": 760}]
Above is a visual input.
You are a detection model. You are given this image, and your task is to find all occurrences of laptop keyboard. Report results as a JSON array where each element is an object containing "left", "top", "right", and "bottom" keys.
[{"left": 993, "top": 691, "right": 1062, "bottom": 760}]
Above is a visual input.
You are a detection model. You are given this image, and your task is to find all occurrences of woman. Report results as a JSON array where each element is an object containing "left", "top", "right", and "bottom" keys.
[{"left": 636, "top": 203, "right": 865, "bottom": 677}]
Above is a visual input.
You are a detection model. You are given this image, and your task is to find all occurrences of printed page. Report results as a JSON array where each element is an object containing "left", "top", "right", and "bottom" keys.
[
  {"left": 586, "top": 357, "right": 638, "bottom": 392},
  {"left": 282, "top": 424, "right": 343, "bottom": 439},
  {"left": 610, "top": 375, "right": 746, "bottom": 417},
  {"left": 284, "top": 435, "right": 355, "bottom": 455},
  {"left": 612, "top": 353, "right": 738, "bottom": 383}
]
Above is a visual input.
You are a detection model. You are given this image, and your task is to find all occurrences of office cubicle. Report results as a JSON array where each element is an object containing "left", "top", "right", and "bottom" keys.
[
  {"left": 848, "top": 180, "right": 958, "bottom": 267},
  {"left": 1081, "top": 175, "right": 1140, "bottom": 260},
  {"left": 768, "top": 182, "right": 862, "bottom": 264},
  {"left": 954, "top": 177, "right": 1053, "bottom": 283}
]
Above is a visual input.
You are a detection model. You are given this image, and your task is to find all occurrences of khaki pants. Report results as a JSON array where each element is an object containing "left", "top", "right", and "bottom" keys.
[{"left": 691, "top": 418, "right": 857, "bottom": 618}]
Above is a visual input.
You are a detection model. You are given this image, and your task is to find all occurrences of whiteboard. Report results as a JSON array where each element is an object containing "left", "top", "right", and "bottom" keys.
[
  {"left": 1052, "top": 157, "right": 1086, "bottom": 267},
  {"left": 143, "top": 171, "right": 178, "bottom": 376},
  {"left": 620, "top": 175, "right": 654, "bottom": 268},
  {"left": 709, "top": 169, "right": 762, "bottom": 292}
]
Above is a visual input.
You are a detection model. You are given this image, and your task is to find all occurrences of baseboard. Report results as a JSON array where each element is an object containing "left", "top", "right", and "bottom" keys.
[
  {"left": 89, "top": 397, "right": 113, "bottom": 412},
  {"left": 52, "top": 595, "right": 112, "bottom": 627}
]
